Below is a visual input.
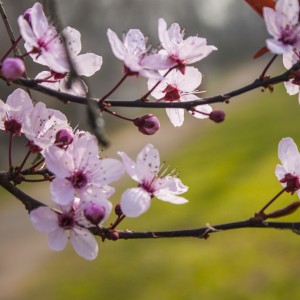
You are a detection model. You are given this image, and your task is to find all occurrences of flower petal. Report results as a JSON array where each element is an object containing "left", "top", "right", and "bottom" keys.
[
  {"left": 70, "top": 227, "right": 98, "bottom": 260},
  {"left": 166, "top": 108, "right": 185, "bottom": 127},
  {"left": 107, "top": 28, "right": 126, "bottom": 60},
  {"left": 154, "top": 189, "right": 188, "bottom": 204},
  {"left": 120, "top": 188, "right": 151, "bottom": 217},
  {"left": 30, "top": 207, "right": 59, "bottom": 232},
  {"left": 50, "top": 177, "right": 75, "bottom": 206},
  {"left": 74, "top": 53, "right": 103, "bottom": 76},
  {"left": 118, "top": 151, "right": 140, "bottom": 182},
  {"left": 48, "top": 228, "right": 68, "bottom": 251}
]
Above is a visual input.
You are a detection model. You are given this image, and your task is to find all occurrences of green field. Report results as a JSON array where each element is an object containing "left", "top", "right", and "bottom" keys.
[{"left": 19, "top": 85, "right": 300, "bottom": 300}]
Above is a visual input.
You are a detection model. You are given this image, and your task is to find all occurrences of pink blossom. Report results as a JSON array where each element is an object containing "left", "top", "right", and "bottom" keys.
[
  {"left": 44, "top": 131, "right": 124, "bottom": 206},
  {"left": 30, "top": 198, "right": 112, "bottom": 260},
  {"left": 1, "top": 58, "right": 25, "bottom": 80},
  {"left": 107, "top": 28, "right": 160, "bottom": 79},
  {"left": 22, "top": 102, "right": 71, "bottom": 152},
  {"left": 275, "top": 137, "right": 300, "bottom": 195},
  {"left": 36, "top": 27, "right": 102, "bottom": 96},
  {"left": 18, "top": 2, "right": 69, "bottom": 73},
  {"left": 118, "top": 144, "right": 188, "bottom": 217},
  {"left": 143, "top": 18, "right": 217, "bottom": 73},
  {"left": 283, "top": 50, "right": 300, "bottom": 102},
  {"left": 263, "top": 0, "right": 300, "bottom": 54},
  {"left": 147, "top": 67, "right": 212, "bottom": 127},
  {"left": 0, "top": 89, "right": 33, "bottom": 136}
]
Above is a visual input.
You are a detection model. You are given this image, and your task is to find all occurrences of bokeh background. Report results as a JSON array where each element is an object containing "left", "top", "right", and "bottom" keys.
[{"left": 2, "top": 1, "right": 300, "bottom": 299}]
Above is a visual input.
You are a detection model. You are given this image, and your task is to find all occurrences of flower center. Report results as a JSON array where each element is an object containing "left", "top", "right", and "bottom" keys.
[
  {"left": 68, "top": 171, "right": 88, "bottom": 189},
  {"left": 139, "top": 178, "right": 156, "bottom": 196},
  {"left": 4, "top": 119, "right": 22, "bottom": 136},
  {"left": 58, "top": 210, "right": 75, "bottom": 230},
  {"left": 280, "top": 173, "right": 300, "bottom": 194},
  {"left": 163, "top": 84, "right": 181, "bottom": 101},
  {"left": 280, "top": 26, "right": 298, "bottom": 45}
]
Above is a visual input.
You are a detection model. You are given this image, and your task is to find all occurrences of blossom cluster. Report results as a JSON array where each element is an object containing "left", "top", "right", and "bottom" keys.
[
  {"left": 0, "top": 87, "right": 188, "bottom": 259},
  {"left": 263, "top": 0, "right": 300, "bottom": 101}
]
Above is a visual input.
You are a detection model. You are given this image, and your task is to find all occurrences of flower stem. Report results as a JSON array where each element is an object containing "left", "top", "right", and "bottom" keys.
[
  {"left": 142, "top": 66, "right": 176, "bottom": 100},
  {"left": 259, "top": 54, "right": 277, "bottom": 79},
  {"left": 8, "top": 133, "right": 13, "bottom": 169},
  {"left": 99, "top": 73, "right": 128, "bottom": 102},
  {"left": 17, "top": 150, "right": 31, "bottom": 173},
  {"left": 257, "top": 188, "right": 287, "bottom": 216},
  {"left": 0, "top": 35, "right": 22, "bottom": 63},
  {"left": 103, "top": 107, "right": 134, "bottom": 122}
]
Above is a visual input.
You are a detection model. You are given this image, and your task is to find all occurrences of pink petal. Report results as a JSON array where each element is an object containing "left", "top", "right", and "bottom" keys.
[
  {"left": 31, "top": 2, "right": 49, "bottom": 38},
  {"left": 17, "top": 16, "right": 38, "bottom": 48},
  {"left": 74, "top": 53, "right": 102, "bottom": 76},
  {"left": 107, "top": 28, "right": 126, "bottom": 60},
  {"left": 120, "top": 187, "right": 151, "bottom": 217},
  {"left": 263, "top": 7, "right": 280, "bottom": 38},
  {"left": 177, "top": 67, "right": 202, "bottom": 92},
  {"left": 136, "top": 144, "right": 160, "bottom": 180},
  {"left": 141, "top": 53, "right": 177, "bottom": 70},
  {"left": 284, "top": 80, "right": 299, "bottom": 96},
  {"left": 92, "top": 158, "right": 124, "bottom": 186},
  {"left": 179, "top": 37, "right": 217, "bottom": 64},
  {"left": 124, "top": 29, "right": 146, "bottom": 56},
  {"left": 48, "top": 228, "right": 68, "bottom": 251},
  {"left": 70, "top": 227, "right": 98, "bottom": 260},
  {"left": 59, "top": 77, "right": 88, "bottom": 96},
  {"left": 154, "top": 190, "right": 188, "bottom": 204},
  {"left": 50, "top": 177, "right": 75, "bottom": 206},
  {"left": 278, "top": 137, "right": 300, "bottom": 171},
  {"left": 266, "top": 39, "right": 293, "bottom": 54},
  {"left": 62, "top": 26, "right": 82, "bottom": 57},
  {"left": 166, "top": 108, "right": 185, "bottom": 127},
  {"left": 275, "top": 164, "right": 287, "bottom": 182},
  {"left": 118, "top": 151, "right": 140, "bottom": 182},
  {"left": 276, "top": 0, "right": 299, "bottom": 26},
  {"left": 30, "top": 206, "right": 59, "bottom": 232}
]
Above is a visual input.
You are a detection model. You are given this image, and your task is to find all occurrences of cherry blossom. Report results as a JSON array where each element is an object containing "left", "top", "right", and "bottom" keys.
[
  {"left": 275, "top": 137, "right": 300, "bottom": 195},
  {"left": 22, "top": 102, "right": 71, "bottom": 153},
  {"left": 44, "top": 131, "right": 124, "bottom": 206},
  {"left": 30, "top": 197, "right": 112, "bottom": 260},
  {"left": 36, "top": 27, "right": 103, "bottom": 96},
  {"left": 0, "top": 88, "right": 33, "bottom": 136},
  {"left": 143, "top": 18, "right": 217, "bottom": 74},
  {"left": 18, "top": 2, "right": 69, "bottom": 73},
  {"left": 118, "top": 144, "right": 188, "bottom": 217},
  {"left": 107, "top": 28, "right": 160, "bottom": 79},
  {"left": 283, "top": 50, "right": 300, "bottom": 102},
  {"left": 263, "top": 0, "right": 300, "bottom": 54},
  {"left": 147, "top": 67, "right": 212, "bottom": 127}
]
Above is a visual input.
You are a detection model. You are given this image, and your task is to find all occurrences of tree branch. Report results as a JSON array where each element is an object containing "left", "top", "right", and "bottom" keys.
[
  {"left": 8, "top": 62, "right": 298, "bottom": 110},
  {"left": 0, "top": 171, "right": 45, "bottom": 213}
]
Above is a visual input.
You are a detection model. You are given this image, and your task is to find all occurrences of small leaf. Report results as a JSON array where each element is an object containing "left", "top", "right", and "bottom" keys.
[
  {"left": 244, "top": 0, "right": 276, "bottom": 17},
  {"left": 253, "top": 45, "right": 269, "bottom": 59}
]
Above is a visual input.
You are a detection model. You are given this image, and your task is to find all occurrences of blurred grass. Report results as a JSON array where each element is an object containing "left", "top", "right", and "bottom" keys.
[{"left": 19, "top": 85, "right": 300, "bottom": 300}]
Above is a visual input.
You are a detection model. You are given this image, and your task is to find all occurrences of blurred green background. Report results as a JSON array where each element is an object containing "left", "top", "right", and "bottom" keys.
[{"left": 2, "top": 1, "right": 300, "bottom": 300}]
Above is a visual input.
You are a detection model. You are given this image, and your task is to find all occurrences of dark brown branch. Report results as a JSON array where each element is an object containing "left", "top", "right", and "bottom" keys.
[
  {"left": 110, "top": 218, "right": 300, "bottom": 240},
  {"left": 9, "top": 62, "right": 299, "bottom": 110},
  {"left": 0, "top": 171, "right": 45, "bottom": 212}
]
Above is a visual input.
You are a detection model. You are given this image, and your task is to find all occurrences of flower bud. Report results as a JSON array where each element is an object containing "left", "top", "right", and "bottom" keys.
[
  {"left": 114, "top": 203, "right": 123, "bottom": 216},
  {"left": 133, "top": 114, "right": 160, "bottom": 135},
  {"left": 84, "top": 204, "right": 106, "bottom": 225},
  {"left": 107, "top": 230, "right": 119, "bottom": 241},
  {"left": 55, "top": 129, "right": 74, "bottom": 148},
  {"left": 209, "top": 110, "right": 225, "bottom": 123},
  {"left": 1, "top": 58, "right": 25, "bottom": 81}
]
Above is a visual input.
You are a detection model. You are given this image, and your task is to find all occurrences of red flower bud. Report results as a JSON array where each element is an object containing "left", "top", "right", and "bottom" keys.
[
  {"left": 209, "top": 110, "right": 225, "bottom": 123},
  {"left": 55, "top": 129, "right": 73, "bottom": 148},
  {"left": 84, "top": 204, "right": 106, "bottom": 225},
  {"left": 133, "top": 114, "right": 160, "bottom": 135}
]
